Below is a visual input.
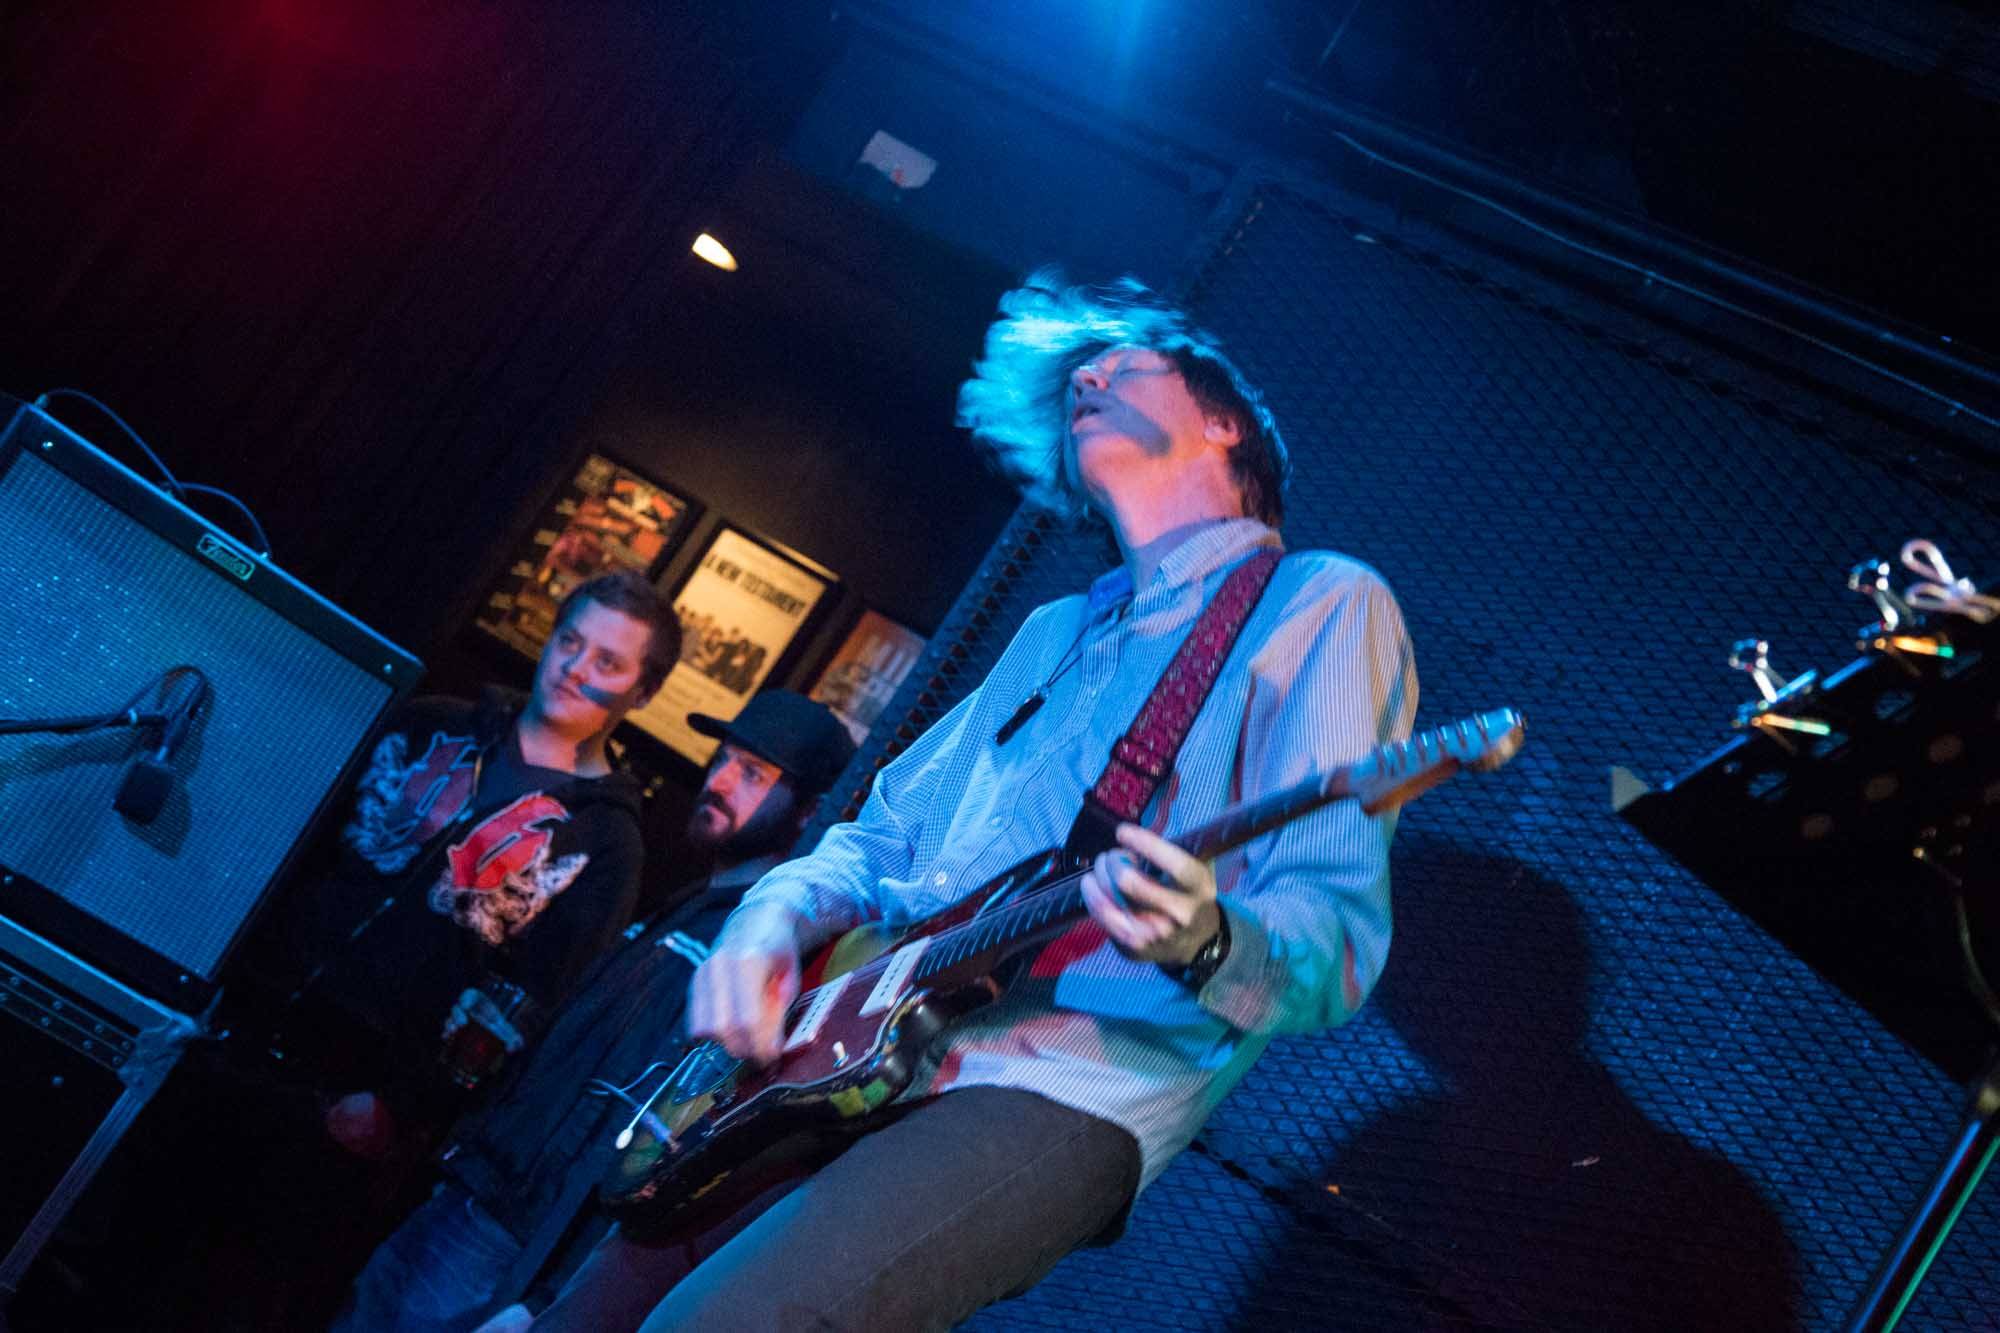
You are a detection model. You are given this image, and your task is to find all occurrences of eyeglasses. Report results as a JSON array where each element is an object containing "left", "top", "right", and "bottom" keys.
[{"left": 1072, "top": 350, "right": 1174, "bottom": 382}]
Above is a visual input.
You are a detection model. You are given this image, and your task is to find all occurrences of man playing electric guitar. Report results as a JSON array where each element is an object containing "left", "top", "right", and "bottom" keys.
[{"left": 528, "top": 271, "right": 1422, "bottom": 1331}]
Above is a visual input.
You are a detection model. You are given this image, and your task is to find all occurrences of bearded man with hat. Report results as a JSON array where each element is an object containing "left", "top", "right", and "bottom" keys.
[{"left": 332, "top": 690, "right": 856, "bottom": 1333}]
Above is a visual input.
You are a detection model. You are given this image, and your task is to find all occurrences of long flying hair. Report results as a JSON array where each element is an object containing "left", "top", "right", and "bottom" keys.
[{"left": 955, "top": 269, "right": 1290, "bottom": 524}]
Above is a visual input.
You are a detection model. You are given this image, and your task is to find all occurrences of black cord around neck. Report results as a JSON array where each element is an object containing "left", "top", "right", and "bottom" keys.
[{"left": 993, "top": 618, "right": 1097, "bottom": 745}]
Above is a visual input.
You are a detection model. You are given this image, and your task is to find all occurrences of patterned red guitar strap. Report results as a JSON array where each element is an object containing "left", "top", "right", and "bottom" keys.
[{"left": 1030, "top": 548, "right": 1282, "bottom": 974}]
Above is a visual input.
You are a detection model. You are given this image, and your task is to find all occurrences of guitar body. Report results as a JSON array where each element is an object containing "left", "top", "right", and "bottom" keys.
[
  {"left": 598, "top": 708, "right": 1524, "bottom": 1239},
  {"left": 598, "top": 850, "right": 1057, "bottom": 1240}
]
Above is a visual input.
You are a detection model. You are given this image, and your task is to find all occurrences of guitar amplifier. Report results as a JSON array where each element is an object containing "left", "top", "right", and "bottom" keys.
[
  {"left": 0, "top": 914, "right": 197, "bottom": 1302},
  {"left": 0, "top": 396, "right": 423, "bottom": 1011}
]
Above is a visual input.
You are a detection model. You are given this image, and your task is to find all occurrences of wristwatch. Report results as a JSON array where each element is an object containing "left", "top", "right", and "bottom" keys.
[{"left": 1165, "top": 909, "right": 1231, "bottom": 992}]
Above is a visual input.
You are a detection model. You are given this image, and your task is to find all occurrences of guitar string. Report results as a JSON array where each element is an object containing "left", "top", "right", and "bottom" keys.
[
  {"left": 788, "top": 750, "right": 1373, "bottom": 994},
  {"left": 657, "top": 718, "right": 1497, "bottom": 1110},
  {"left": 772, "top": 718, "right": 1487, "bottom": 1017},
  {"left": 906, "top": 720, "right": 1487, "bottom": 976},
  {"left": 667, "top": 777, "right": 1355, "bottom": 1096}
]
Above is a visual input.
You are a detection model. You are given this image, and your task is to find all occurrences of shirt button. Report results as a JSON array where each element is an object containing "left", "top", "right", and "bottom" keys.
[{"left": 933, "top": 871, "right": 949, "bottom": 886}]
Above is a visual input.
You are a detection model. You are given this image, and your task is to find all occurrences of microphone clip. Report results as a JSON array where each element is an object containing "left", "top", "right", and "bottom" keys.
[{"left": 115, "top": 666, "right": 210, "bottom": 824}]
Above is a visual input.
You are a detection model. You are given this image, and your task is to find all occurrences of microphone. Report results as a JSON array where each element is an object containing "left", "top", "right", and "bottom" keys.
[{"left": 115, "top": 667, "right": 210, "bottom": 824}]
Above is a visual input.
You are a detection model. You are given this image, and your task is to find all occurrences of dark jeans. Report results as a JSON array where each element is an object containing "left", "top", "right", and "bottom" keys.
[
  {"left": 331, "top": 1182, "right": 525, "bottom": 1333},
  {"left": 531, "top": 1086, "right": 1142, "bottom": 1333}
]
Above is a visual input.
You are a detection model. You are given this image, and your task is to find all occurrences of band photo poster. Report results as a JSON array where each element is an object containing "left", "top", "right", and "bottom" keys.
[
  {"left": 475, "top": 452, "right": 695, "bottom": 658},
  {"left": 809, "top": 610, "right": 927, "bottom": 745},
  {"left": 629, "top": 526, "right": 831, "bottom": 763}
]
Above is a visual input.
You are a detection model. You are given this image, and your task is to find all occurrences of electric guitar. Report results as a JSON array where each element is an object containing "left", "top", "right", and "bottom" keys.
[{"left": 599, "top": 707, "right": 1527, "bottom": 1237}]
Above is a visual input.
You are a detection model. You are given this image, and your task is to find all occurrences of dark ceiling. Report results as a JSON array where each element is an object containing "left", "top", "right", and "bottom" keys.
[
  {"left": 1298, "top": 0, "right": 1998, "bottom": 355},
  {"left": 853, "top": 0, "right": 1998, "bottom": 359}
]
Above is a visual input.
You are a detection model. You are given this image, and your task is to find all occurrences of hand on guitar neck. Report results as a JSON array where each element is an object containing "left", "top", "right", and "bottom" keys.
[
  {"left": 686, "top": 707, "right": 1531, "bottom": 1067},
  {"left": 1079, "top": 823, "right": 1221, "bottom": 968},
  {"left": 688, "top": 905, "right": 808, "bottom": 1066},
  {"left": 691, "top": 823, "right": 1222, "bottom": 1066}
]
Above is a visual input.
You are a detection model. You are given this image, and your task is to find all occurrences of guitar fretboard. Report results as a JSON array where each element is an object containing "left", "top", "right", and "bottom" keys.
[
  {"left": 779, "top": 708, "right": 1519, "bottom": 1015},
  {"left": 904, "top": 765, "right": 1342, "bottom": 987}
]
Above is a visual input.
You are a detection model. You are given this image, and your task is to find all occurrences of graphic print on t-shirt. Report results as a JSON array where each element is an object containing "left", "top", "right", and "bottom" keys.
[
  {"left": 343, "top": 730, "right": 481, "bottom": 874},
  {"left": 429, "top": 793, "right": 588, "bottom": 946}
]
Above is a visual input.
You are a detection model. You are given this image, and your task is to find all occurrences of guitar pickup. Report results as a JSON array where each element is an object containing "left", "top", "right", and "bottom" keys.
[
  {"left": 860, "top": 939, "right": 931, "bottom": 1016},
  {"left": 782, "top": 974, "right": 851, "bottom": 1052}
]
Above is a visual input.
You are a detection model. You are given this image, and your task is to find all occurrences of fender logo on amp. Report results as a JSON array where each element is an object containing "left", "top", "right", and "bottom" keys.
[{"left": 195, "top": 534, "right": 254, "bottom": 581}]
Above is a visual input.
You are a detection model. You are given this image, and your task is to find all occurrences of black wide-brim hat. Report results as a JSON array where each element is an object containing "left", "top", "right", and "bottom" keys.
[{"left": 687, "top": 689, "right": 858, "bottom": 792}]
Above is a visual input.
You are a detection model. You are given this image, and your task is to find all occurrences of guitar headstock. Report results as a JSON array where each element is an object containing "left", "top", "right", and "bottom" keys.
[
  {"left": 1348, "top": 708, "right": 1526, "bottom": 813},
  {"left": 1452, "top": 708, "right": 1528, "bottom": 771}
]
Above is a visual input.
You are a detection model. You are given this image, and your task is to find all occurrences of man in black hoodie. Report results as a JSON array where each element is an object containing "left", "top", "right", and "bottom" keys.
[{"left": 330, "top": 689, "right": 856, "bottom": 1333}]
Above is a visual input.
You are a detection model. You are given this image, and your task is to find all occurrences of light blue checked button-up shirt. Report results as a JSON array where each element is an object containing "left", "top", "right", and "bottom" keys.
[{"left": 738, "top": 518, "right": 1419, "bottom": 1188}]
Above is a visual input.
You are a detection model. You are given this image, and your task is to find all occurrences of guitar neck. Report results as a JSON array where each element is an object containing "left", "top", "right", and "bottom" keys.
[
  {"left": 896, "top": 708, "right": 1523, "bottom": 994},
  {"left": 905, "top": 768, "right": 1348, "bottom": 991}
]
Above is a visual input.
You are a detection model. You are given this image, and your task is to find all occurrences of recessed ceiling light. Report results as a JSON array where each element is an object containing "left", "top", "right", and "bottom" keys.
[{"left": 692, "top": 233, "right": 737, "bottom": 271}]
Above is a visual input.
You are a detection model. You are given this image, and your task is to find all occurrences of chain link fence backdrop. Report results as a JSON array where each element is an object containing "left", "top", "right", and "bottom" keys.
[{"left": 808, "top": 165, "right": 1999, "bottom": 1329}]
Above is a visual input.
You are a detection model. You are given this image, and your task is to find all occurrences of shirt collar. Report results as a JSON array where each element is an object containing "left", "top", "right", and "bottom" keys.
[{"left": 1084, "top": 518, "right": 1282, "bottom": 616}]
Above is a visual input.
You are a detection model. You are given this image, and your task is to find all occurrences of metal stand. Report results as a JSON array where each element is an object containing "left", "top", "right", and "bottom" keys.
[
  {"left": 1618, "top": 605, "right": 1998, "bottom": 1329},
  {"left": 0, "top": 915, "right": 199, "bottom": 1310},
  {"left": 1845, "top": 1057, "right": 2000, "bottom": 1332}
]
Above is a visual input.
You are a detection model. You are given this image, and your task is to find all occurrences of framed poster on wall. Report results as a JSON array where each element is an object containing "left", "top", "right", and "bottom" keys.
[
  {"left": 474, "top": 452, "right": 697, "bottom": 658},
  {"left": 627, "top": 525, "right": 834, "bottom": 764},
  {"left": 809, "top": 610, "right": 926, "bottom": 745}
]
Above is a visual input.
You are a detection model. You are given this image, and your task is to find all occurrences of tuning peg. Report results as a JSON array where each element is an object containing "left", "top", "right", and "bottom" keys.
[
  {"left": 1728, "top": 638, "right": 1825, "bottom": 749},
  {"left": 1728, "top": 638, "right": 1787, "bottom": 704},
  {"left": 1848, "top": 558, "right": 1918, "bottom": 634}
]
